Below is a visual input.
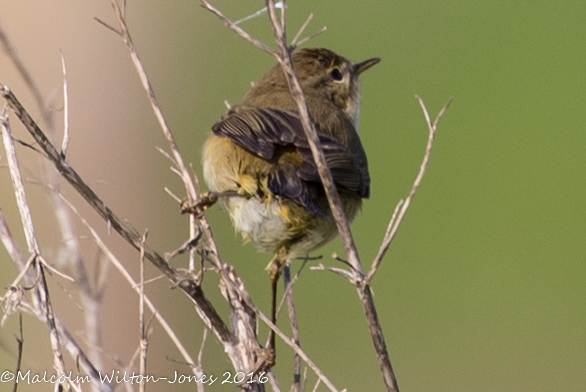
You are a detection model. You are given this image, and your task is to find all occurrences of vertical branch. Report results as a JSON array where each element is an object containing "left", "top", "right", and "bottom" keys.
[
  {"left": 264, "top": 0, "right": 364, "bottom": 276},
  {"left": 263, "top": 2, "right": 398, "bottom": 391}
]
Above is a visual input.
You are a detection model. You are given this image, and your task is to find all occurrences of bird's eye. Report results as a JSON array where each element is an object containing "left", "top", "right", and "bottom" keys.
[{"left": 329, "top": 68, "right": 343, "bottom": 82}]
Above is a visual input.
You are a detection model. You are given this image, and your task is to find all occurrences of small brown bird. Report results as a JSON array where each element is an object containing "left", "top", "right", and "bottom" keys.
[{"left": 202, "top": 47, "right": 379, "bottom": 352}]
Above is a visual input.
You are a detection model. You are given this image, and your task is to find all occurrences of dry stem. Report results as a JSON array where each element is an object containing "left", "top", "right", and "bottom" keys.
[{"left": 1, "top": 113, "right": 74, "bottom": 392}]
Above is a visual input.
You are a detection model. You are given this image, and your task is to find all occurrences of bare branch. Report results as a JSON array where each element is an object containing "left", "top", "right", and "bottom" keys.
[
  {"left": 60, "top": 194, "right": 204, "bottom": 380},
  {"left": 292, "top": 26, "right": 327, "bottom": 50},
  {"left": 367, "top": 97, "right": 452, "bottom": 282},
  {"left": 165, "top": 231, "right": 202, "bottom": 261},
  {"left": 1, "top": 112, "right": 74, "bottom": 391},
  {"left": 107, "top": 0, "right": 196, "bottom": 198},
  {"left": 233, "top": 2, "right": 286, "bottom": 26},
  {"left": 1, "top": 115, "right": 40, "bottom": 255},
  {"left": 310, "top": 264, "right": 354, "bottom": 281},
  {"left": 291, "top": 12, "right": 314, "bottom": 47},
  {"left": 0, "top": 208, "right": 26, "bottom": 271},
  {"left": 1, "top": 85, "right": 234, "bottom": 344},
  {"left": 93, "top": 17, "right": 122, "bottom": 35},
  {"left": 262, "top": 2, "right": 401, "bottom": 390},
  {"left": 369, "top": 199, "right": 403, "bottom": 279}
]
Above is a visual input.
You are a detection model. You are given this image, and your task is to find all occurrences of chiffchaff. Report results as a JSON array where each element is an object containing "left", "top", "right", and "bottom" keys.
[{"left": 202, "top": 47, "right": 379, "bottom": 354}]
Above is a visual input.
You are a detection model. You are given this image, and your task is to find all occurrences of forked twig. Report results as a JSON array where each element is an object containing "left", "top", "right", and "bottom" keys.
[
  {"left": 291, "top": 12, "right": 314, "bottom": 47},
  {"left": 368, "top": 97, "right": 452, "bottom": 282},
  {"left": 200, "top": 0, "right": 276, "bottom": 56}
]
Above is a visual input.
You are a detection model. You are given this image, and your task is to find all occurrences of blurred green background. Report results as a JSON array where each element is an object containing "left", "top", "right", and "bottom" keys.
[{"left": 1, "top": 0, "right": 585, "bottom": 391}]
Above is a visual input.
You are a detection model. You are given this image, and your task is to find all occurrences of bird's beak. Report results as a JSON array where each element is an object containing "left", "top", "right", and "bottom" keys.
[{"left": 353, "top": 57, "right": 381, "bottom": 76}]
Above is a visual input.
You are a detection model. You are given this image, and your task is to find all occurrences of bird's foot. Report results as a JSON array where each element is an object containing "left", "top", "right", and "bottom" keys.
[{"left": 180, "top": 191, "right": 243, "bottom": 215}]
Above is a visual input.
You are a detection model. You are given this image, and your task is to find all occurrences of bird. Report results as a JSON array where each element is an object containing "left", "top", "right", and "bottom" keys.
[{"left": 201, "top": 47, "right": 379, "bottom": 354}]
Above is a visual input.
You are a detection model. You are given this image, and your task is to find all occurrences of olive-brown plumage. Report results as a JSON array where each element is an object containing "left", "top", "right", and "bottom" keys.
[{"left": 203, "top": 48, "right": 379, "bottom": 261}]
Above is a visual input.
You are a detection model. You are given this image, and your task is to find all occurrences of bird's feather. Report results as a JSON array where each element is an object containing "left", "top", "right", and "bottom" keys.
[{"left": 211, "top": 105, "right": 370, "bottom": 215}]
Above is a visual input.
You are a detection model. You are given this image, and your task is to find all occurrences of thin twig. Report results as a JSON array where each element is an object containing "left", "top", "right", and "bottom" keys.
[
  {"left": 37, "top": 256, "right": 75, "bottom": 282},
  {"left": 11, "top": 313, "right": 23, "bottom": 392},
  {"left": 275, "top": 258, "right": 308, "bottom": 318},
  {"left": 279, "top": 0, "right": 286, "bottom": 41},
  {"left": 200, "top": 0, "right": 277, "bottom": 56},
  {"left": 367, "top": 97, "right": 452, "bottom": 282},
  {"left": 8, "top": 253, "right": 37, "bottom": 289},
  {"left": 196, "top": 329, "right": 207, "bottom": 392},
  {"left": 293, "top": 26, "right": 327, "bottom": 50},
  {"left": 164, "top": 186, "right": 183, "bottom": 204},
  {"left": 0, "top": 211, "right": 113, "bottom": 392},
  {"left": 0, "top": 21, "right": 52, "bottom": 128},
  {"left": 282, "top": 265, "right": 301, "bottom": 392},
  {"left": 165, "top": 230, "right": 202, "bottom": 261},
  {"left": 310, "top": 264, "right": 354, "bottom": 281},
  {"left": 107, "top": 0, "right": 193, "bottom": 194},
  {"left": 252, "top": 306, "right": 340, "bottom": 392},
  {"left": 0, "top": 209, "right": 27, "bottom": 272},
  {"left": 93, "top": 17, "right": 122, "bottom": 35},
  {"left": 291, "top": 12, "right": 313, "bottom": 47},
  {"left": 267, "top": 372, "right": 282, "bottom": 392},
  {"left": 139, "top": 230, "right": 148, "bottom": 392},
  {"left": 311, "top": 378, "right": 321, "bottom": 392},
  {"left": 1, "top": 115, "right": 40, "bottom": 255},
  {"left": 233, "top": 2, "right": 286, "bottom": 26},
  {"left": 60, "top": 52, "right": 70, "bottom": 157},
  {"left": 59, "top": 192, "right": 204, "bottom": 380}
]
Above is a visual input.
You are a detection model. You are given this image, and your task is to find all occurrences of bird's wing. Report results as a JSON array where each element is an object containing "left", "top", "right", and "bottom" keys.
[{"left": 211, "top": 106, "right": 370, "bottom": 213}]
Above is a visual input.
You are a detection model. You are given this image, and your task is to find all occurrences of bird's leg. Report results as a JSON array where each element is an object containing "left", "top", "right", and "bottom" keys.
[
  {"left": 268, "top": 256, "right": 283, "bottom": 353},
  {"left": 265, "top": 249, "right": 288, "bottom": 357},
  {"left": 180, "top": 190, "right": 244, "bottom": 214},
  {"left": 251, "top": 254, "right": 283, "bottom": 372}
]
